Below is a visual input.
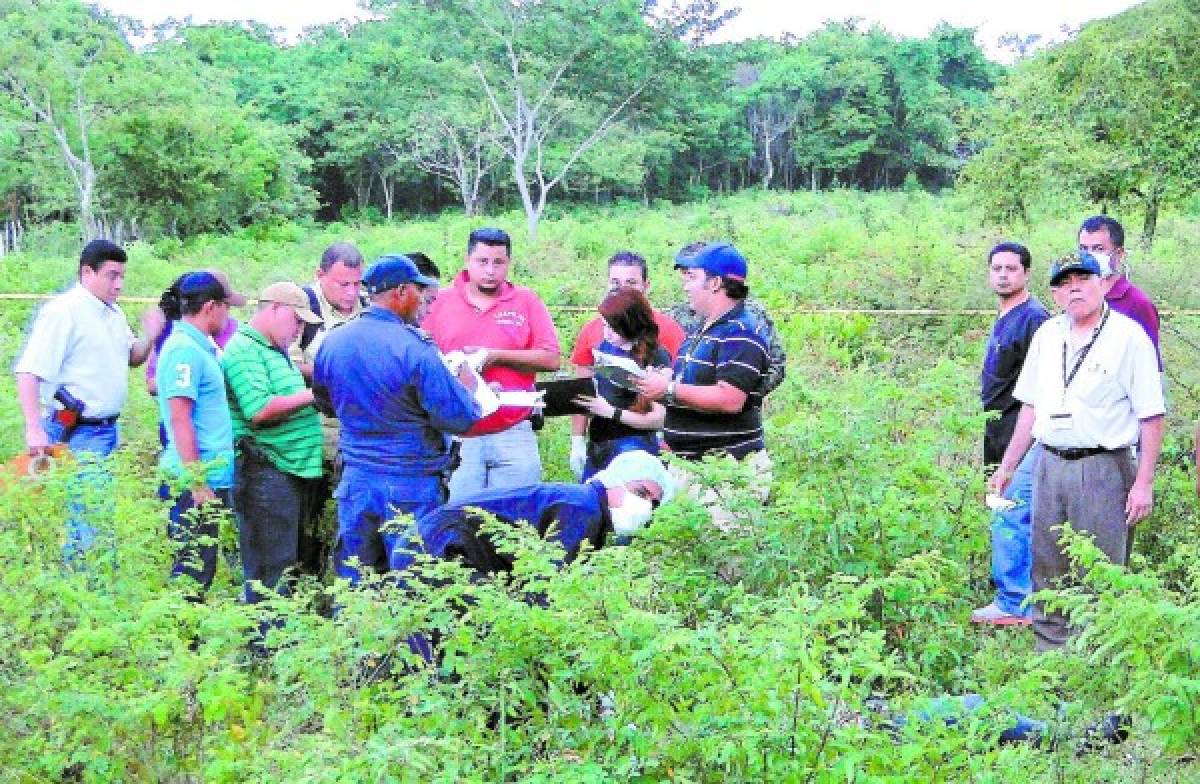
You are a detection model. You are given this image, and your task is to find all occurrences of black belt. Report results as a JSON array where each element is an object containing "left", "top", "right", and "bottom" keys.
[
  {"left": 78, "top": 414, "right": 119, "bottom": 426},
  {"left": 1043, "top": 444, "right": 1121, "bottom": 461}
]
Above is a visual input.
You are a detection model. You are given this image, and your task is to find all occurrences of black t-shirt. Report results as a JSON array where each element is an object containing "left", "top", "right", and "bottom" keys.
[
  {"left": 588, "top": 338, "right": 670, "bottom": 443},
  {"left": 980, "top": 297, "right": 1049, "bottom": 464}
]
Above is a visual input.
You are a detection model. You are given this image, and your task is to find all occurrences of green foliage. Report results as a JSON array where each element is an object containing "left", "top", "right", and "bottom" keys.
[
  {"left": 1, "top": 190, "right": 1199, "bottom": 780},
  {"left": 962, "top": 0, "right": 1200, "bottom": 244}
]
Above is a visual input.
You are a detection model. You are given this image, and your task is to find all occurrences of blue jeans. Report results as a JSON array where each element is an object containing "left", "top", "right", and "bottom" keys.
[
  {"left": 991, "top": 444, "right": 1039, "bottom": 617},
  {"left": 447, "top": 421, "right": 541, "bottom": 504},
  {"left": 43, "top": 416, "right": 119, "bottom": 563},
  {"left": 335, "top": 466, "right": 444, "bottom": 582},
  {"left": 582, "top": 434, "right": 659, "bottom": 482},
  {"left": 167, "top": 487, "right": 233, "bottom": 596}
]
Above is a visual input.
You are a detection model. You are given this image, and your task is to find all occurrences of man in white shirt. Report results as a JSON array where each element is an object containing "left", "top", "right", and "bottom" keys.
[
  {"left": 988, "top": 251, "right": 1165, "bottom": 651},
  {"left": 13, "top": 239, "right": 160, "bottom": 558}
]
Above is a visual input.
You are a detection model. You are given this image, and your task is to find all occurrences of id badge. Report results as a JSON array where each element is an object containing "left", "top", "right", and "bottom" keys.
[{"left": 1049, "top": 412, "right": 1073, "bottom": 431}]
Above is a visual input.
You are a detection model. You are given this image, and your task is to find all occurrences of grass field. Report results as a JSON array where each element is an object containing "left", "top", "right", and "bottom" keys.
[{"left": 1, "top": 191, "right": 1198, "bottom": 781}]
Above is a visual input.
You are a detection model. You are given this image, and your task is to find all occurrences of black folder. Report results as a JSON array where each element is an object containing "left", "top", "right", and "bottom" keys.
[{"left": 535, "top": 377, "right": 595, "bottom": 417}]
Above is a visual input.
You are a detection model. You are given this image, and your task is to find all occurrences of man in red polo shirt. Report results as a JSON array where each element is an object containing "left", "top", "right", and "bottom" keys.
[
  {"left": 423, "top": 227, "right": 561, "bottom": 502},
  {"left": 568, "top": 250, "right": 686, "bottom": 477}
]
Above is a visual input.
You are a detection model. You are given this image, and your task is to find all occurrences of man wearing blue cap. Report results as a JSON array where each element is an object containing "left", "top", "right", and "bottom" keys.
[
  {"left": 665, "top": 241, "right": 787, "bottom": 398},
  {"left": 636, "top": 242, "right": 772, "bottom": 463},
  {"left": 988, "top": 251, "right": 1164, "bottom": 651},
  {"left": 314, "top": 254, "right": 482, "bottom": 582}
]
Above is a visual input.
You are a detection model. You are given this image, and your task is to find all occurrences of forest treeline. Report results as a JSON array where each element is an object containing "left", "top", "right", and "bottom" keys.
[{"left": 0, "top": 0, "right": 1196, "bottom": 242}]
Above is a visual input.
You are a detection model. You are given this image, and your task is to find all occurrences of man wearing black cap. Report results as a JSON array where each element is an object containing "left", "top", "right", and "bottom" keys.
[
  {"left": 314, "top": 255, "right": 482, "bottom": 583},
  {"left": 636, "top": 242, "right": 772, "bottom": 463},
  {"left": 988, "top": 251, "right": 1165, "bottom": 651}
]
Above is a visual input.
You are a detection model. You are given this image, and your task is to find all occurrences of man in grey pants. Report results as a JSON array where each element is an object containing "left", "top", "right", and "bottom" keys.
[{"left": 988, "top": 251, "right": 1164, "bottom": 651}]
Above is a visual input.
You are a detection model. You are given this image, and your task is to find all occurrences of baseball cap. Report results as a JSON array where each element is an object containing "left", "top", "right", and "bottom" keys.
[
  {"left": 203, "top": 269, "right": 247, "bottom": 306},
  {"left": 1049, "top": 251, "right": 1103, "bottom": 286},
  {"left": 673, "top": 242, "right": 748, "bottom": 282},
  {"left": 363, "top": 254, "right": 437, "bottom": 295},
  {"left": 177, "top": 271, "right": 229, "bottom": 307},
  {"left": 258, "top": 281, "right": 322, "bottom": 324}
]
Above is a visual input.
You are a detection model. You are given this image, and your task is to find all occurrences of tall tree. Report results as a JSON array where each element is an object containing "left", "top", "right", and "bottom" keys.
[
  {"left": 963, "top": 0, "right": 1200, "bottom": 245},
  {"left": 0, "top": 0, "right": 129, "bottom": 239}
]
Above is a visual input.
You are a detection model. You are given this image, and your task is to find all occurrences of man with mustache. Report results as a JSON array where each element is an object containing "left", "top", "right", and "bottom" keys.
[
  {"left": 988, "top": 252, "right": 1165, "bottom": 651},
  {"left": 422, "top": 228, "right": 561, "bottom": 502}
]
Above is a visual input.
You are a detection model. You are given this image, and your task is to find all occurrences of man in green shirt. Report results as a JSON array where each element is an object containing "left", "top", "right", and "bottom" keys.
[{"left": 222, "top": 282, "right": 324, "bottom": 603}]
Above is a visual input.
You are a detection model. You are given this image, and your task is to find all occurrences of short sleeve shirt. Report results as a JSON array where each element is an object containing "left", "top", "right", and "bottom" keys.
[
  {"left": 422, "top": 271, "right": 560, "bottom": 435},
  {"left": 663, "top": 302, "right": 771, "bottom": 459},
  {"left": 570, "top": 310, "right": 686, "bottom": 367},
  {"left": 156, "top": 320, "right": 235, "bottom": 488},
  {"left": 1013, "top": 308, "right": 1165, "bottom": 449},
  {"left": 222, "top": 324, "right": 323, "bottom": 480},
  {"left": 14, "top": 284, "right": 134, "bottom": 418}
]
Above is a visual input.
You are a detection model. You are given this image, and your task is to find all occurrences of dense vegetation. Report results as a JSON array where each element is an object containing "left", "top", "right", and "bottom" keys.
[
  {"left": 2, "top": 0, "right": 1200, "bottom": 779},
  {"left": 1, "top": 190, "right": 1199, "bottom": 781},
  {"left": 6, "top": 0, "right": 1192, "bottom": 245}
]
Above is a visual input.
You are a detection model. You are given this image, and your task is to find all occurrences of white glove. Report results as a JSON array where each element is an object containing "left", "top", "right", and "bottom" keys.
[{"left": 569, "top": 435, "right": 588, "bottom": 479}]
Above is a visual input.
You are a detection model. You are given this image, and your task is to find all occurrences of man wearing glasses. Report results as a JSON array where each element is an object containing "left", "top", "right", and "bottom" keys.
[{"left": 423, "top": 228, "right": 561, "bottom": 502}]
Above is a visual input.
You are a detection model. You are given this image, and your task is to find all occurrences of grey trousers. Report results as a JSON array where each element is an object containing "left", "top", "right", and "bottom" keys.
[{"left": 1031, "top": 448, "right": 1136, "bottom": 651}]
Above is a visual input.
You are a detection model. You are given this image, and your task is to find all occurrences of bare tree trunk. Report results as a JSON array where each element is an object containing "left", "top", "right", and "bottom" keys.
[
  {"left": 1141, "top": 188, "right": 1161, "bottom": 250},
  {"left": 761, "top": 123, "right": 774, "bottom": 190}
]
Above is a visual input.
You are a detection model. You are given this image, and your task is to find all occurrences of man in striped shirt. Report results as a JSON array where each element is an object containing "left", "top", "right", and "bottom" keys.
[
  {"left": 636, "top": 243, "right": 771, "bottom": 462},
  {"left": 222, "top": 282, "right": 325, "bottom": 603}
]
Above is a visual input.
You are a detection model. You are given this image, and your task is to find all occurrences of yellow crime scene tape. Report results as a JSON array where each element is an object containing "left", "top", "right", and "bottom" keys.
[{"left": 0, "top": 292, "right": 1198, "bottom": 316}]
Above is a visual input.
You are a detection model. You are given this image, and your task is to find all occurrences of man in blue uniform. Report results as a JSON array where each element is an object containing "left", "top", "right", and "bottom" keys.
[
  {"left": 414, "top": 450, "right": 674, "bottom": 574},
  {"left": 314, "top": 255, "right": 481, "bottom": 583}
]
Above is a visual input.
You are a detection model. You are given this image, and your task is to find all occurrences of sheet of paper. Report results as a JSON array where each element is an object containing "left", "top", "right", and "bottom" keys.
[{"left": 592, "top": 349, "right": 646, "bottom": 391}]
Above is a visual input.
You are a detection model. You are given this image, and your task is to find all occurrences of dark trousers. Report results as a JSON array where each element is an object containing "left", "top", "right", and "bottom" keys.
[
  {"left": 168, "top": 487, "right": 233, "bottom": 596},
  {"left": 233, "top": 445, "right": 327, "bottom": 604},
  {"left": 1031, "top": 448, "right": 1136, "bottom": 651}
]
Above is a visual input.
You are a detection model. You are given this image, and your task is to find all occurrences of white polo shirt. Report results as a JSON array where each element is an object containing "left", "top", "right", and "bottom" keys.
[
  {"left": 14, "top": 284, "right": 134, "bottom": 418},
  {"left": 1013, "top": 307, "right": 1164, "bottom": 450}
]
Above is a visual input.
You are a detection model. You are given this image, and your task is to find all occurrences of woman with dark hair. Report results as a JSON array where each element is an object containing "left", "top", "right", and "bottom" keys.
[
  {"left": 571, "top": 288, "right": 669, "bottom": 480},
  {"left": 146, "top": 270, "right": 245, "bottom": 439}
]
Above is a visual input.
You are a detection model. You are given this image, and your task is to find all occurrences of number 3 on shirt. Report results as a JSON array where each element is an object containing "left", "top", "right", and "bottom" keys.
[{"left": 174, "top": 362, "right": 192, "bottom": 389}]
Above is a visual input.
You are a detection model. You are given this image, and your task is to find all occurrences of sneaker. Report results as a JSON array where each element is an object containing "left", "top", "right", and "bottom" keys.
[{"left": 971, "top": 602, "right": 1032, "bottom": 626}]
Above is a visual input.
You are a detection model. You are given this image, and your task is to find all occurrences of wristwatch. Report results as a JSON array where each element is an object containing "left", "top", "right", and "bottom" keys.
[{"left": 665, "top": 380, "right": 678, "bottom": 404}]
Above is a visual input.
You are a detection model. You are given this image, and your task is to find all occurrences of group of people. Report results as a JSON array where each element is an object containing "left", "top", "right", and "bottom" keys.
[
  {"left": 14, "top": 215, "right": 1174, "bottom": 656},
  {"left": 13, "top": 229, "right": 786, "bottom": 608},
  {"left": 978, "top": 215, "right": 1166, "bottom": 652}
]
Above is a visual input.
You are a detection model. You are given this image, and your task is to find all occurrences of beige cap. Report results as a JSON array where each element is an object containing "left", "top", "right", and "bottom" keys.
[
  {"left": 204, "top": 269, "right": 248, "bottom": 306},
  {"left": 258, "top": 282, "right": 322, "bottom": 325}
]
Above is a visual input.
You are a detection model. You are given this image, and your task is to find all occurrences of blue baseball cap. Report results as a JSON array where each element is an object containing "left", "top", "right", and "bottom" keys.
[
  {"left": 363, "top": 254, "right": 437, "bottom": 295},
  {"left": 1049, "top": 250, "right": 1103, "bottom": 286},
  {"left": 673, "top": 242, "right": 748, "bottom": 282}
]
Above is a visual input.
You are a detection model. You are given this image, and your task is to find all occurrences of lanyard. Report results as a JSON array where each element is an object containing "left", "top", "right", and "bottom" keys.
[{"left": 1061, "top": 306, "right": 1110, "bottom": 392}]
